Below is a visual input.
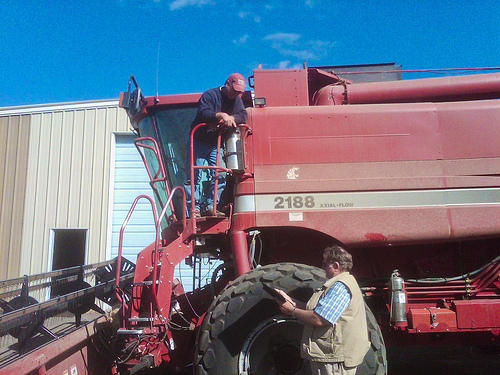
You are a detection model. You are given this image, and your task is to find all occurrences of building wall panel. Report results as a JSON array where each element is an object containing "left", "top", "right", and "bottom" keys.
[
  {"left": 13, "top": 102, "right": 130, "bottom": 276},
  {"left": 0, "top": 115, "right": 30, "bottom": 279},
  {"left": 57, "top": 110, "right": 74, "bottom": 225},
  {"left": 67, "top": 110, "right": 85, "bottom": 227},
  {"left": 89, "top": 108, "right": 109, "bottom": 265}
]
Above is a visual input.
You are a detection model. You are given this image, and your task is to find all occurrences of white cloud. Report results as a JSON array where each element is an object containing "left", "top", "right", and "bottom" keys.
[
  {"left": 233, "top": 34, "right": 249, "bottom": 45},
  {"left": 305, "top": 0, "right": 314, "bottom": 8},
  {"left": 169, "top": 0, "right": 211, "bottom": 11},
  {"left": 264, "top": 32, "right": 301, "bottom": 45},
  {"left": 263, "top": 32, "right": 334, "bottom": 61},
  {"left": 278, "top": 60, "right": 291, "bottom": 69},
  {"left": 238, "top": 10, "right": 260, "bottom": 23}
]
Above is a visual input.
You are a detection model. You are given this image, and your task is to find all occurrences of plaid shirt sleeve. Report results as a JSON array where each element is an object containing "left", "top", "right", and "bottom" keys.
[{"left": 314, "top": 281, "right": 351, "bottom": 325}]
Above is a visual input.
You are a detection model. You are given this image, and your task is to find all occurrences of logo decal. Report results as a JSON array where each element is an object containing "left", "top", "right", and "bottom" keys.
[{"left": 286, "top": 167, "right": 300, "bottom": 180}]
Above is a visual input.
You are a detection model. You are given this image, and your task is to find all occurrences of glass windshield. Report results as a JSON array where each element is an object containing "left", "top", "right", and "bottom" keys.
[{"left": 138, "top": 104, "right": 198, "bottom": 221}]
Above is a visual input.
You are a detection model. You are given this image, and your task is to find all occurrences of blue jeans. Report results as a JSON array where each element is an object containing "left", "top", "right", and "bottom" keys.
[{"left": 184, "top": 138, "right": 226, "bottom": 211}]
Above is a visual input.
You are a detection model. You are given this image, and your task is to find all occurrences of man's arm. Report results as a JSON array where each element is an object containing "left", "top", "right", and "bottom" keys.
[
  {"left": 276, "top": 282, "right": 351, "bottom": 327},
  {"left": 215, "top": 97, "right": 247, "bottom": 127},
  {"left": 313, "top": 282, "right": 351, "bottom": 325},
  {"left": 275, "top": 290, "right": 329, "bottom": 327},
  {"left": 283, "top": 302, "right": 331, "bottom": 327},
  {"left": 196, "top": 89, "right": 220, "bottom": 124}
]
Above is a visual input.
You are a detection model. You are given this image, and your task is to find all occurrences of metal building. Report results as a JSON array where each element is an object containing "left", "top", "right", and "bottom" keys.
[{"left": 0, "top": 100, "right": 129, "bottom": 278}]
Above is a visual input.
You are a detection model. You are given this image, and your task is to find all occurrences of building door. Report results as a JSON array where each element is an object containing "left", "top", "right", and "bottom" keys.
[
  {"left": 51, "top": 228, "right": 87, "bottom": 270},
  {"left": 50, "top": 228, "right": 87, "bottom": 298}
]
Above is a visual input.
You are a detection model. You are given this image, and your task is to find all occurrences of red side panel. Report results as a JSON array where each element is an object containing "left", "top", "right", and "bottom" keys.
[
  {"left": 251, "top": 102, "right": 441, "bottom": 166},
  {"left": 253, "top": 69, "right": 309, "bottom": 107},
  {"left": 438, "top": 100, "right": 500, "bottom": 159},
  {"left": 248, "top": 98, "right": 500, "bottom": 246},
  {"left": 454, "top": 300, "right": 500, "bottom": 329},
  {"left": 0, "top": 316, "right": 108, "bottom": 375}
]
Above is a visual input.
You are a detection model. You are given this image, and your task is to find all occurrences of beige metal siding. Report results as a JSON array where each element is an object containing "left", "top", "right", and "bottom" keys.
[
  {"left": 20, "top": 105, "right": 131, "bottom": 276},
  {"left": 0, "top": 115, "right": 30, "bottom": 279},
  {"left": 0, "top": 101, "right": 132, "bottom": 277}
]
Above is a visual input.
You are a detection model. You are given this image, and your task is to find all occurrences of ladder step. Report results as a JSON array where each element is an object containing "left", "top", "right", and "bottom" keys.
[
  {"left": 128, "top": 317, "right": 153, "bottom": 322},
  {"left": 117, "top": 329, "right": 144, "bottom": 335},
  {"left": 133, "top": 281, "right": 153, "bottom": 286}
]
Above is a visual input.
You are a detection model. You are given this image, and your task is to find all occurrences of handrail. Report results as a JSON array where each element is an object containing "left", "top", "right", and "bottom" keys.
[
  {"left": 134, "top": 123, "right": 251, "bottom": 242},
  {"left": 188, "top": 123, "right": 237, "bottom": 230},
  {"left": 115, "top": 195, "right": 160, "bottom": 324},
  {"left": 115, "top": 194, "right": 158, "bottom": 306},
  {"left": 115, "top": 186, "right": 187, "bottom": 326},
  {"left": 135, "top": 137, "right": 178, "bottom": 223},
  {"left": 157, "top": 185, "right": 187, "bottom": 233}
]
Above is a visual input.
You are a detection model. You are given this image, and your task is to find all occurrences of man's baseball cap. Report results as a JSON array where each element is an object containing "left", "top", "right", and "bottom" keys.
[{"left": 226, "top": 73, "right": 245, "bottom": 92}]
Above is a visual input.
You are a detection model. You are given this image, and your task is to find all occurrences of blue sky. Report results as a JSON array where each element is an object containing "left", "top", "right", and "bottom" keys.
[{"left": 1, "top": 0, "right": 499, "bottom": 107}]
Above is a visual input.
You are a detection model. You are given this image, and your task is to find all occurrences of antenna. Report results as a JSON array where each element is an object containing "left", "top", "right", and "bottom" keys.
[{"left": 155, "top": 41, "right": 160, "bottom": 103}]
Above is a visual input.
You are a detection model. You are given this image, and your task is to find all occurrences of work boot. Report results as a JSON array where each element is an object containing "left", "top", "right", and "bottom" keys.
[{"left": 201, "top": 207, "right": 226, "bottom": 217}]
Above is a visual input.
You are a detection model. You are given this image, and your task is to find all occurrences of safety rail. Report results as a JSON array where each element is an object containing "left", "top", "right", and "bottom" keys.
[
  {"left": 135, "top": 124, "right": 251, "bottom": 238},
  {"left": 135, "top": 137, "right": 179, "bottom": 224},
  {"left": 188, "top": 123, "right": 251, "bottom": 233},
  {"left": 115, "top": 187, "right": 186, "bottom": 328},
  {"left": 189, "top": 123, "right": 232, "bottom": 221},
  {"left": 115, "top": 195, "right": 157, "bottom": 321}
]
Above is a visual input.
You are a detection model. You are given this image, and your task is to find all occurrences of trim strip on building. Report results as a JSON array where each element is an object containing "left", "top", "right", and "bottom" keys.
[{"left": 0, "top": 100, "right": 119, "bottom": 116}]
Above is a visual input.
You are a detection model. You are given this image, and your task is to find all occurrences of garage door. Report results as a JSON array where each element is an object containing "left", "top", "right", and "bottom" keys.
[{"left": 109, "top": 134, "right": 210, "bottom": 291}]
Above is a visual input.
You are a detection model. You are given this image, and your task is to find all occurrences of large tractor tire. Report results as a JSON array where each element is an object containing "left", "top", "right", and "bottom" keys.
[
  {"left": 356, "top": 305, "right": 387, "bottom": 375},
  {"left": 194, "top": 263, "right": 387, "bottom": 375}
]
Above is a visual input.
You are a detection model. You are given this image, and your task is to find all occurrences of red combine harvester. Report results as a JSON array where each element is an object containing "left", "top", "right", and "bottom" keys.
[{"left": 1, "top": 64, "right": 500, "bottom": 375}]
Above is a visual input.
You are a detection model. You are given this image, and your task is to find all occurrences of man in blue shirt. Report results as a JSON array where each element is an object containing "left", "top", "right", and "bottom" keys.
[
  {"left": 185, "top": 73, "right": 247, "bottom": 218},
  {"left": 276, "top": 246, "right": 369, "bottom": 375}
]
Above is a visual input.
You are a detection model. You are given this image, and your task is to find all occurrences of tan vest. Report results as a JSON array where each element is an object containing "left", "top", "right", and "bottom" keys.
[{"left": 301, "top": 272, "right": 370, "bottom": 367}]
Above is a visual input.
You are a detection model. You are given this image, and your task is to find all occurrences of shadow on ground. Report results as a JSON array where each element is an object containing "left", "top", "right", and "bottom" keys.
[{"left": 387, "top": 345, "right": 500, "bottom": 375}]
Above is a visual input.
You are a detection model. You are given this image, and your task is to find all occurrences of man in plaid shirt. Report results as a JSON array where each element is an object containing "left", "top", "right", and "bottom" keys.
[{"left": 276, "top": 246, "right": 369, "bottom": 375}]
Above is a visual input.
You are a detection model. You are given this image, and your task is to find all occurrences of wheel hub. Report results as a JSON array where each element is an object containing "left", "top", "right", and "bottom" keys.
[
  {"left": 273, "top": 342, "right": 303, "bottom": 374},
  {"left": 239, "top": 316, "right": 308, "bottom": 375}
]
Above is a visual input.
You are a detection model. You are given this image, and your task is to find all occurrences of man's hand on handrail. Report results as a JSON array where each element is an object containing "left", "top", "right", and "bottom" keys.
[{"left": 215, "top": 112, "right": 237, "bottom": 127}]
